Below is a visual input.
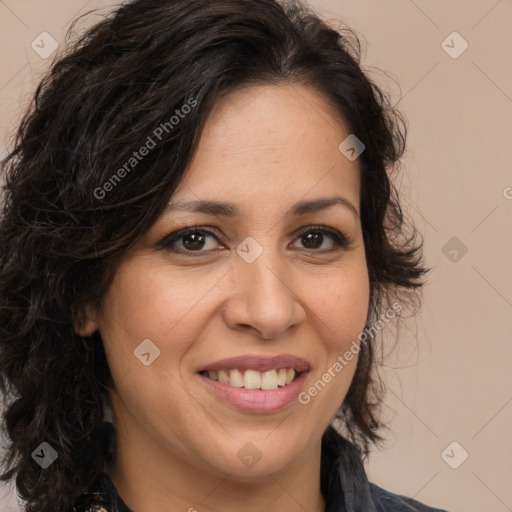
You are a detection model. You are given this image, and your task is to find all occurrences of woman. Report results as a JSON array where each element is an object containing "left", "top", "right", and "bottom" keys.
[{"left": 0, "top": 0, "right": 449, "bottom": 511}]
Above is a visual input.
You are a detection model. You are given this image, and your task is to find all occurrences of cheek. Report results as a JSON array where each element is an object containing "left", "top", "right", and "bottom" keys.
[
  {"left": 96, "top": 257, "right": 233, "bottom": 390},
  {"left": 99, "top": 258, "right": 220, "bottom": 340},
  {"left": 297, "top": 266, "right": 369, "bottom": 415},
  {"left": 309, "top": 260, "right": 370, "bottom": 349},
  {"left": 96, "top": 261, "right": 212, "bottom": 430}
]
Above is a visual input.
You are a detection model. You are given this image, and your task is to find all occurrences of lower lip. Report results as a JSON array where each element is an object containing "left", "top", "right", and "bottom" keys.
[{"left": 198, "top": 371, "right": 309, "bottom": 413}]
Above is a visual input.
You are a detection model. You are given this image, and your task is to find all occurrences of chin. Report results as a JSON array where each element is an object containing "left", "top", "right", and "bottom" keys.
[{"left": 203, "top": 430, "right": 309, "bottom": 479}]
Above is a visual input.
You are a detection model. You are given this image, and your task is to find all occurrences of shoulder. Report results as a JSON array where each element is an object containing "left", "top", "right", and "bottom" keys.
[
  {"left": 321, "top": 426, "right": 451, "bottom": 512},
  {"left": 369, "top": 482, "right": 450, "bottom": 512}
]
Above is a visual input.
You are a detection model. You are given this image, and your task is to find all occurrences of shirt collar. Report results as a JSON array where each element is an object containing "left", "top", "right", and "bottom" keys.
[{"left": 321, "top": 425, "right": 377, "bottom": 512}]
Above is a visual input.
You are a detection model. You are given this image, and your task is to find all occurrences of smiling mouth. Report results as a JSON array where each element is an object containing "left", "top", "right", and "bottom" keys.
[{"left": 198, "top": 367, "right": 303, "bottom": 390}]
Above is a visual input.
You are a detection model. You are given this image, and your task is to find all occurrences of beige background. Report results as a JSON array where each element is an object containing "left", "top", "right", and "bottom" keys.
[{"left": 1, "top": 1, "right": 511, "bottom": 511}]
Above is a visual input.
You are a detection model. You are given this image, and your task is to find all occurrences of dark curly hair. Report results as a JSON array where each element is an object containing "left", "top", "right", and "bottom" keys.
[{"left": 0, "top": 0, "right": 429, "bottom": 510}]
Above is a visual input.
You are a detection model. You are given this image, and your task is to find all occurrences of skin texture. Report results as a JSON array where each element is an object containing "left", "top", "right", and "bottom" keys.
[{"left": 77, "top": 83, "right": 370, "bottom": 512}]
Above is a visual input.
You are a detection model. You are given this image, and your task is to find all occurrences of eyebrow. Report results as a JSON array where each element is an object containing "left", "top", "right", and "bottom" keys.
[{"left": 165, "top": 196, "right": 359, "bottom": 218}]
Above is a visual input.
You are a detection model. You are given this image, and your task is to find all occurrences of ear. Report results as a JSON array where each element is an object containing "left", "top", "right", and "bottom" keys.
[{"left": 72, "top": 302, "right": 99, "bottom": 337}]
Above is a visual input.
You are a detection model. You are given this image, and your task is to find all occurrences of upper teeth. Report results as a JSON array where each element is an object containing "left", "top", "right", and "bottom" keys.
[{"left": 205, "top": 368, "right": 297, "bottom": 390}]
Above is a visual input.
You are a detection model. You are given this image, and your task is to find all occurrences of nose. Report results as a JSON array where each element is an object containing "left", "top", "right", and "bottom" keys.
[{"left": 223, "top": 248, "right": 307, "bottom": 340}]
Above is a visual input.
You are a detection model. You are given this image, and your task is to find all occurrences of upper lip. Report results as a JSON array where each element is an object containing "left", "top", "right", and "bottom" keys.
[{"left": 196, "top": 354, "right": 311, "bottom": 373}]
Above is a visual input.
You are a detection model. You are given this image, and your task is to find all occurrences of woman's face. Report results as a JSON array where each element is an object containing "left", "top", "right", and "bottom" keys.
[{"left": 84, "top": 83, "right": 370, "bottom": 481}]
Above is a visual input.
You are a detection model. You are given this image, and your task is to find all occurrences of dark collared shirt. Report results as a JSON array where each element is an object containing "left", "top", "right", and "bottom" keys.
[{"left": 74, "top": 426, "right": 449, "bottom": 512}]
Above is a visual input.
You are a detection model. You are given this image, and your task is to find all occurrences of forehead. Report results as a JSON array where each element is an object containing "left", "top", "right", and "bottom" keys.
[{"left": 173, "top": 83, "right": 361, "bottom": 213}]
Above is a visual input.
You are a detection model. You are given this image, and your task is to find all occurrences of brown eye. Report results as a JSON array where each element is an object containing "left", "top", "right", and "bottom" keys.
[
  {"left": 292, "top": 227, "right": 348, "bottom": 252},
  {"left": 300, "top": 230, "right": 324, "bottom": 249},
  {"left": 181, "top": 232, "right": 207, "bottom": 251},
  {"left": 160, "top": 228, "right": 223, "bottom": 254},
  {"left": 159, "top": 225, "right": 349, "bottom": 256}
]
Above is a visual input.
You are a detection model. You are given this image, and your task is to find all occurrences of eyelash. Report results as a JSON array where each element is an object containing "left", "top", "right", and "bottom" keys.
[{"left": 158, "top": 224, "right": 350, "bottom": 256}]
